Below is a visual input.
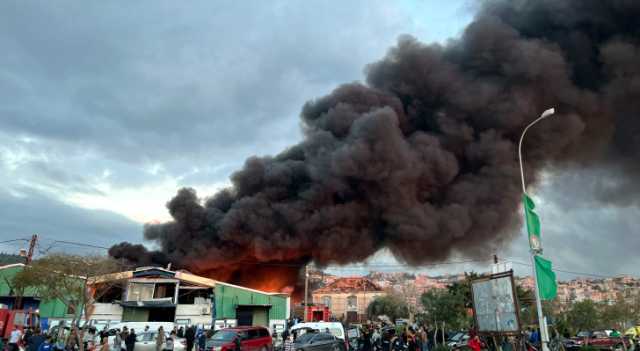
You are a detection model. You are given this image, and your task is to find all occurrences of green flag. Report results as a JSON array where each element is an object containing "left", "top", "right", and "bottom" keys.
[
  {"left": 523, "top": 193, "right": 541, "bottom": 251},
  {"left": 535, "top": 255, "right": 557, "bottom": 300}
]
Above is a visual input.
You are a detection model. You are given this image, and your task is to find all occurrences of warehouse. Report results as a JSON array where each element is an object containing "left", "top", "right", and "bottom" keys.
[{"left": 90, "top": 266, "right": 290, "bottom": 331}]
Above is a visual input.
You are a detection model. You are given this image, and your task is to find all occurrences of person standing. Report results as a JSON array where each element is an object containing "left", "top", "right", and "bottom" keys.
[
  {"left": 283, "top": 334, "right": 294, "bottom": 351},
  {"left": 185, "top": 327, "right": 196, "bottom": 351},
  {"left": 371, "top": 327, "right": 381, "bottom": 351},
  {"left": 9, "top": 326, "right": 23, "bottom": 351},
  {"left": 156, "top": 327, "right": 166, "bottom": 351},
  {"left": 28, "top": 329, "right": 46, "bottom": 351},
  {"left": 37, "top": 336, "right": 54, "bottom": 351},
  {"left": 100, "top": 338, "right": 110, "bottom": 351},
  {"left": 468, "top": 335, "right": 482, "bottom": 351},
  {"left": 163, "top": 332, "right": 175, "bottom": 351},
  {"left": 197, "top": 330, "right": 207, "bottom": 351},
  {"left": 125, "top": 329, "right": 137, "bottom": 351},
  {"left": 112, "top": 329, "right": 123, "bottom": 351},
  {"left": 143, "top": 326, "right": 151, "bottom": 341}
]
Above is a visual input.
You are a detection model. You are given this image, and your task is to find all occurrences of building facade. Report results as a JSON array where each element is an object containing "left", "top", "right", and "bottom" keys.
[
  {"left": 312, "top": 277, "right": 385, "bottom": 323},
  {"left": 90, "top": 266, "right": 290, "bottom": 331}
]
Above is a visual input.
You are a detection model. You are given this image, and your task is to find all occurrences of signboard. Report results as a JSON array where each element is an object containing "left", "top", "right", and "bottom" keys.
[{"left": 471, "top": 271, "right": 520, "bottom": 335}]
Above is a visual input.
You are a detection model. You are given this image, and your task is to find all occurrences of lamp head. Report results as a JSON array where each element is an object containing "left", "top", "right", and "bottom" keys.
[{"left": 541, "top": 108, "right": 555, "bottom": 119}]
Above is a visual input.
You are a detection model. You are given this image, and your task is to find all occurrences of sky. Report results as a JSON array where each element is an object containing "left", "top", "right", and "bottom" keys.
[{"left": 0, "top": 1, "right": 637, "bottom": 280}]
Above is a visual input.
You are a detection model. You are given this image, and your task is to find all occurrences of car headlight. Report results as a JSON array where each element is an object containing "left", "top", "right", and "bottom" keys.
[{"left": 214, "top": 347, "right": 222, "bottom": 351}]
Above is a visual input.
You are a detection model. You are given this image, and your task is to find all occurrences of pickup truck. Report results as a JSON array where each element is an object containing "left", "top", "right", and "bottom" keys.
[{"left": 564, "top": 330, "right": 631, "bottom": 351}]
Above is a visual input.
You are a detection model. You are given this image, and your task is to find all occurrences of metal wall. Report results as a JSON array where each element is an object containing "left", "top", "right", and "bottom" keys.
[{"left": 214, "top": 283, "right": 288, "bottom": 321}]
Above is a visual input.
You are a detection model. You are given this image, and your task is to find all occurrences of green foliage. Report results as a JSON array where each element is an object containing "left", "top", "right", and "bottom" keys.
[
  {"left": 566, "top": 300, "right": 600, "bottom": 332},
  {"left": 600, "top": 298, "right": 633, "bottom": 330},
  {"left": 432, "top": 345, "right": 452, "bottom": 351},
  {"left": 579, "top": 346, "right": 598, "bottom": 351},
  {"left": 13, "top": 254, "right": 123, "bottom": 323},
  {"left": 367, "top": 294, "right": 409, "bottom": 321},
  {"left": 421, "top": 288, "right": 469, "bottom": 330}
]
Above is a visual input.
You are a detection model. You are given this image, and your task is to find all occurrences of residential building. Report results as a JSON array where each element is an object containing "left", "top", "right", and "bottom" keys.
[{"left": 311, "top": 277, "right": 385, "bottom": 323}]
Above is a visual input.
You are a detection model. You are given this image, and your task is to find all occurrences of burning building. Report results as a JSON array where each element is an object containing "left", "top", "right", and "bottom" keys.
[
  {"left": 312, "top": 277, "right": 384, "bottom": 323},
  {"left": 111, "top": 0, "right": 640, "bottom": 292},
  {"left": 90, "top": 266, "right": 290, "bottom": 330}
]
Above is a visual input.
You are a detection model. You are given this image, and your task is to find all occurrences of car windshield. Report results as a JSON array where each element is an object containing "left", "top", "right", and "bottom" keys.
[
  {"left": 577, "top": 332, "right": 590, "bottom": 338},
  {"left": 450, "top": 333, "right": 464, "bottom": 342},
  {"left": 296, "top": 333, "right": 317, "bottom": 344},
  {"left": 211, "top": 331, "right": 237, "bottom": 342}
]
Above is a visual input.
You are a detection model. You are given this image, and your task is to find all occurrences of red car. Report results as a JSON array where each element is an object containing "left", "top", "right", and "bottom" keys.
[{"left": 207, "top": 327, "right": 273, "bottom": 351}]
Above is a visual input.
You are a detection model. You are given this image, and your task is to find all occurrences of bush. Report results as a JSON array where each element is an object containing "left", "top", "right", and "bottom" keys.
[
  {"left": 432, "top": 345, "right": 452, "bottom": 351},
  {"left": 579, "top": 346, "right": 598, "bottom": 351}
]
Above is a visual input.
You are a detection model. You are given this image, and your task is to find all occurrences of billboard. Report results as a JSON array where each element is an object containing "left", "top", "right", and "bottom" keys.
[{"left": 471, "top": 271, "right": 520, "bottom": 335}]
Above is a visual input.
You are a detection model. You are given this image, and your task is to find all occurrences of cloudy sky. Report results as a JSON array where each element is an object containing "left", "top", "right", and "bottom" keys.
[{"left": 0, "top": 1, "right": 637, "bottom": 280}]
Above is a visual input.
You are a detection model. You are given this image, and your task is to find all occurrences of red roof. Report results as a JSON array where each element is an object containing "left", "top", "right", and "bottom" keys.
[{"left": 313, "top": 277, "right": 382, "bottom": 294}]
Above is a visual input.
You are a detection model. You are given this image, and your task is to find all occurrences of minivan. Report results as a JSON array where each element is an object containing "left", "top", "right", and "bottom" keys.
[{"left": 207, "top": 326, "right": 273, "bottom": 351}]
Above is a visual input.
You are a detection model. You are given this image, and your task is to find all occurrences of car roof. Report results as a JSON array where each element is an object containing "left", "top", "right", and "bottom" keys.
[
  {"left": 291, "top": 322, "right": 343, "bottom": 330},
  {"left": 223, "top": 327, "right": 267, "bottom": 331}
]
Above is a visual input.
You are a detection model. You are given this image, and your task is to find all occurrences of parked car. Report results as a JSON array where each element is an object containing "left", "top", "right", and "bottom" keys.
[
  {"left": 294, "top": 332, "right": 346, "bottom": 351},
  {"left": 206, "top": 327, "right": 273, "bottom": 351},
  {"left": 290, "top": 322, "right": 348, "bottom": 351},
  {"left": 564, "top": 330, "right": 630, "bottom": 351},
  {"left": 447, "top": 332, "right": 470, "bottom": 350},
  {"left": 132, "top": 331, "right": 187, "bottom": 351}
]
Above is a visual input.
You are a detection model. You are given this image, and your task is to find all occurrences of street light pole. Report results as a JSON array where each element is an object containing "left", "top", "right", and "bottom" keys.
[{"left": 518, "top": 107, "right": 555, "bottom": 351}]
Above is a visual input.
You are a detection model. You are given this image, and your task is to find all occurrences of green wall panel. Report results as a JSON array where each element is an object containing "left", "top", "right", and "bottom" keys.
[{"left": 214, "top": 283, "right": 288, "bottom": 320}]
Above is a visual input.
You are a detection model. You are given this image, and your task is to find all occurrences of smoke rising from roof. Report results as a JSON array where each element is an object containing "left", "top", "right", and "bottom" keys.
[{"left": 110, "top": 0, "right": 640, "bottom": 288}]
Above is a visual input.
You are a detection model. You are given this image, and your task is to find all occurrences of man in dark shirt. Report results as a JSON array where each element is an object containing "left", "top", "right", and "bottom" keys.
[
  {"left": 185, "top": 326, "right": 196, "bottom": 351},
  {"left": 28, "top": 329, "right": 46, "bottom": 351}
]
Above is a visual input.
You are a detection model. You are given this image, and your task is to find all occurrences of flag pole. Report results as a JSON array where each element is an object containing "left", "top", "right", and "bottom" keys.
[{"left": 518, "top": 108, "right": 555, "bottom": 351}]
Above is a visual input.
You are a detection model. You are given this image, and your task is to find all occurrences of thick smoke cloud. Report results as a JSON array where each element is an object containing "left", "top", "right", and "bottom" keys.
[{"left": 110, "top": 0, "right": 640, "bottom": 289}]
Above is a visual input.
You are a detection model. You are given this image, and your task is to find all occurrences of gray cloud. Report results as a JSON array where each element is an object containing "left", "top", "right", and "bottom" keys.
[
  {"left": 1, "top": 0, "right": 636, "bottom": 280},
  {"left": 0, "top": 187, "right": 141, "bottom": 254}
]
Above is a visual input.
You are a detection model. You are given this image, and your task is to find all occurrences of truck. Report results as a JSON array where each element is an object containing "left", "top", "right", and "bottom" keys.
[{"left": 0, "top": 308, "right": 39, "bottom": 339}]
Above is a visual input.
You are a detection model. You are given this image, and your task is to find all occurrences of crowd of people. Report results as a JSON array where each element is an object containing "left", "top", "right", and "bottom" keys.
[{"left": 1, "top": 324, "right": 209, "bottom": 351}]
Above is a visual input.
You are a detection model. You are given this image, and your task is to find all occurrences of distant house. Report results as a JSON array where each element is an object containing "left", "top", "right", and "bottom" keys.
[
  {"left": 312, "top": 277, "right": 385, "bottom": 323},
  {"left": 90, "top": 266, "right": 290, "bottom": 331},
  {"left": 0, "top": 264, "right": 70, "bottom": 319}
]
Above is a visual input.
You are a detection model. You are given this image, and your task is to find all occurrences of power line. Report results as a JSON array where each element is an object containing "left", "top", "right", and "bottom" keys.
[
  {"left": 0, "top": 238, "right": 30, "bottom": 245},
  {"left": 508, "top": 259, "right": 638, "bottom": 279},
  {"left": 49, "top": 240, "right": 110, "bottom": 250}
]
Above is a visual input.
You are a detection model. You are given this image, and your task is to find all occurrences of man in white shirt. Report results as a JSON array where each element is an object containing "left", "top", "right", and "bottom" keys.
[{"left": 9, "top": 326, "right": 23, "bottom": 351}]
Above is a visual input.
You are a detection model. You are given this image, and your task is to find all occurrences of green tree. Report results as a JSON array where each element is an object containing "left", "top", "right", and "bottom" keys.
[
  {"left": 14, "top": 254, "right": 124, "bottom": 351},
  {"left": 566, "top": 300, "right": 599, "bottom": 332},
  {"left": 367, "top": 294, "right": 409, "bottom": 321},
  {"left": 600, "top": 298, "right": 634, "bottom": 331},
  {"left": 421, "top": 289, "right": 469, "bottom": 330}
]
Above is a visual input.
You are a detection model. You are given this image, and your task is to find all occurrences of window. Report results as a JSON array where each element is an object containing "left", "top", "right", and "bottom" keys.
[
  {"left": 258, "top": 329, "right": 270, "bottom": 338},
  {"left": 126, "top": 283, "right": 154, "bottom": 301},
  {"left": 347, "top": 295, "right": 357, "bottom": 310},
  {"left": 248, "top": 329, "right": 259, "bottom": 339},
  {"left": 322, "top": 296, "right": 332, "bottom": 308},
  {"left": 317, "top": 334, "right": 334, "bottom": 341}
]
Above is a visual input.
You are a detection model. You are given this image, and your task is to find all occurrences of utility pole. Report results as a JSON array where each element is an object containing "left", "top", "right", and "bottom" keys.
[
  {"left": 15, "top": 235, "right": 37, "bottom": 310},
  {"left": 26, "top": 234, "right": 38, "bottom": 264},
  {"left": 304, "top": 264, "right": 309, "bottom": 322}
]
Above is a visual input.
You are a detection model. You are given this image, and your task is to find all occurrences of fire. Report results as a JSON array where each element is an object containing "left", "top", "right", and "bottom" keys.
[{"left": 187, "top": 257, "right": 304, "bottom": 297}]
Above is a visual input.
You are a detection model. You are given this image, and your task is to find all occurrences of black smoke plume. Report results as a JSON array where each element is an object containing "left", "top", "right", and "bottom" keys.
[{"left": 110, "top": 0, "right": 640, "bottom": 289}]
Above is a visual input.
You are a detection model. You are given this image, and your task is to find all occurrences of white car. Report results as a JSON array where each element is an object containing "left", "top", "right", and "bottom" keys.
[{"left": 290, "top": 322, "right": 346, "bottom": 342}]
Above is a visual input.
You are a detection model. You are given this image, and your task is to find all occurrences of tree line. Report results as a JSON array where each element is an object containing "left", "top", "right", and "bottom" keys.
[{"left": 366, "top": 273, "right": 639, "bottom": 336}]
